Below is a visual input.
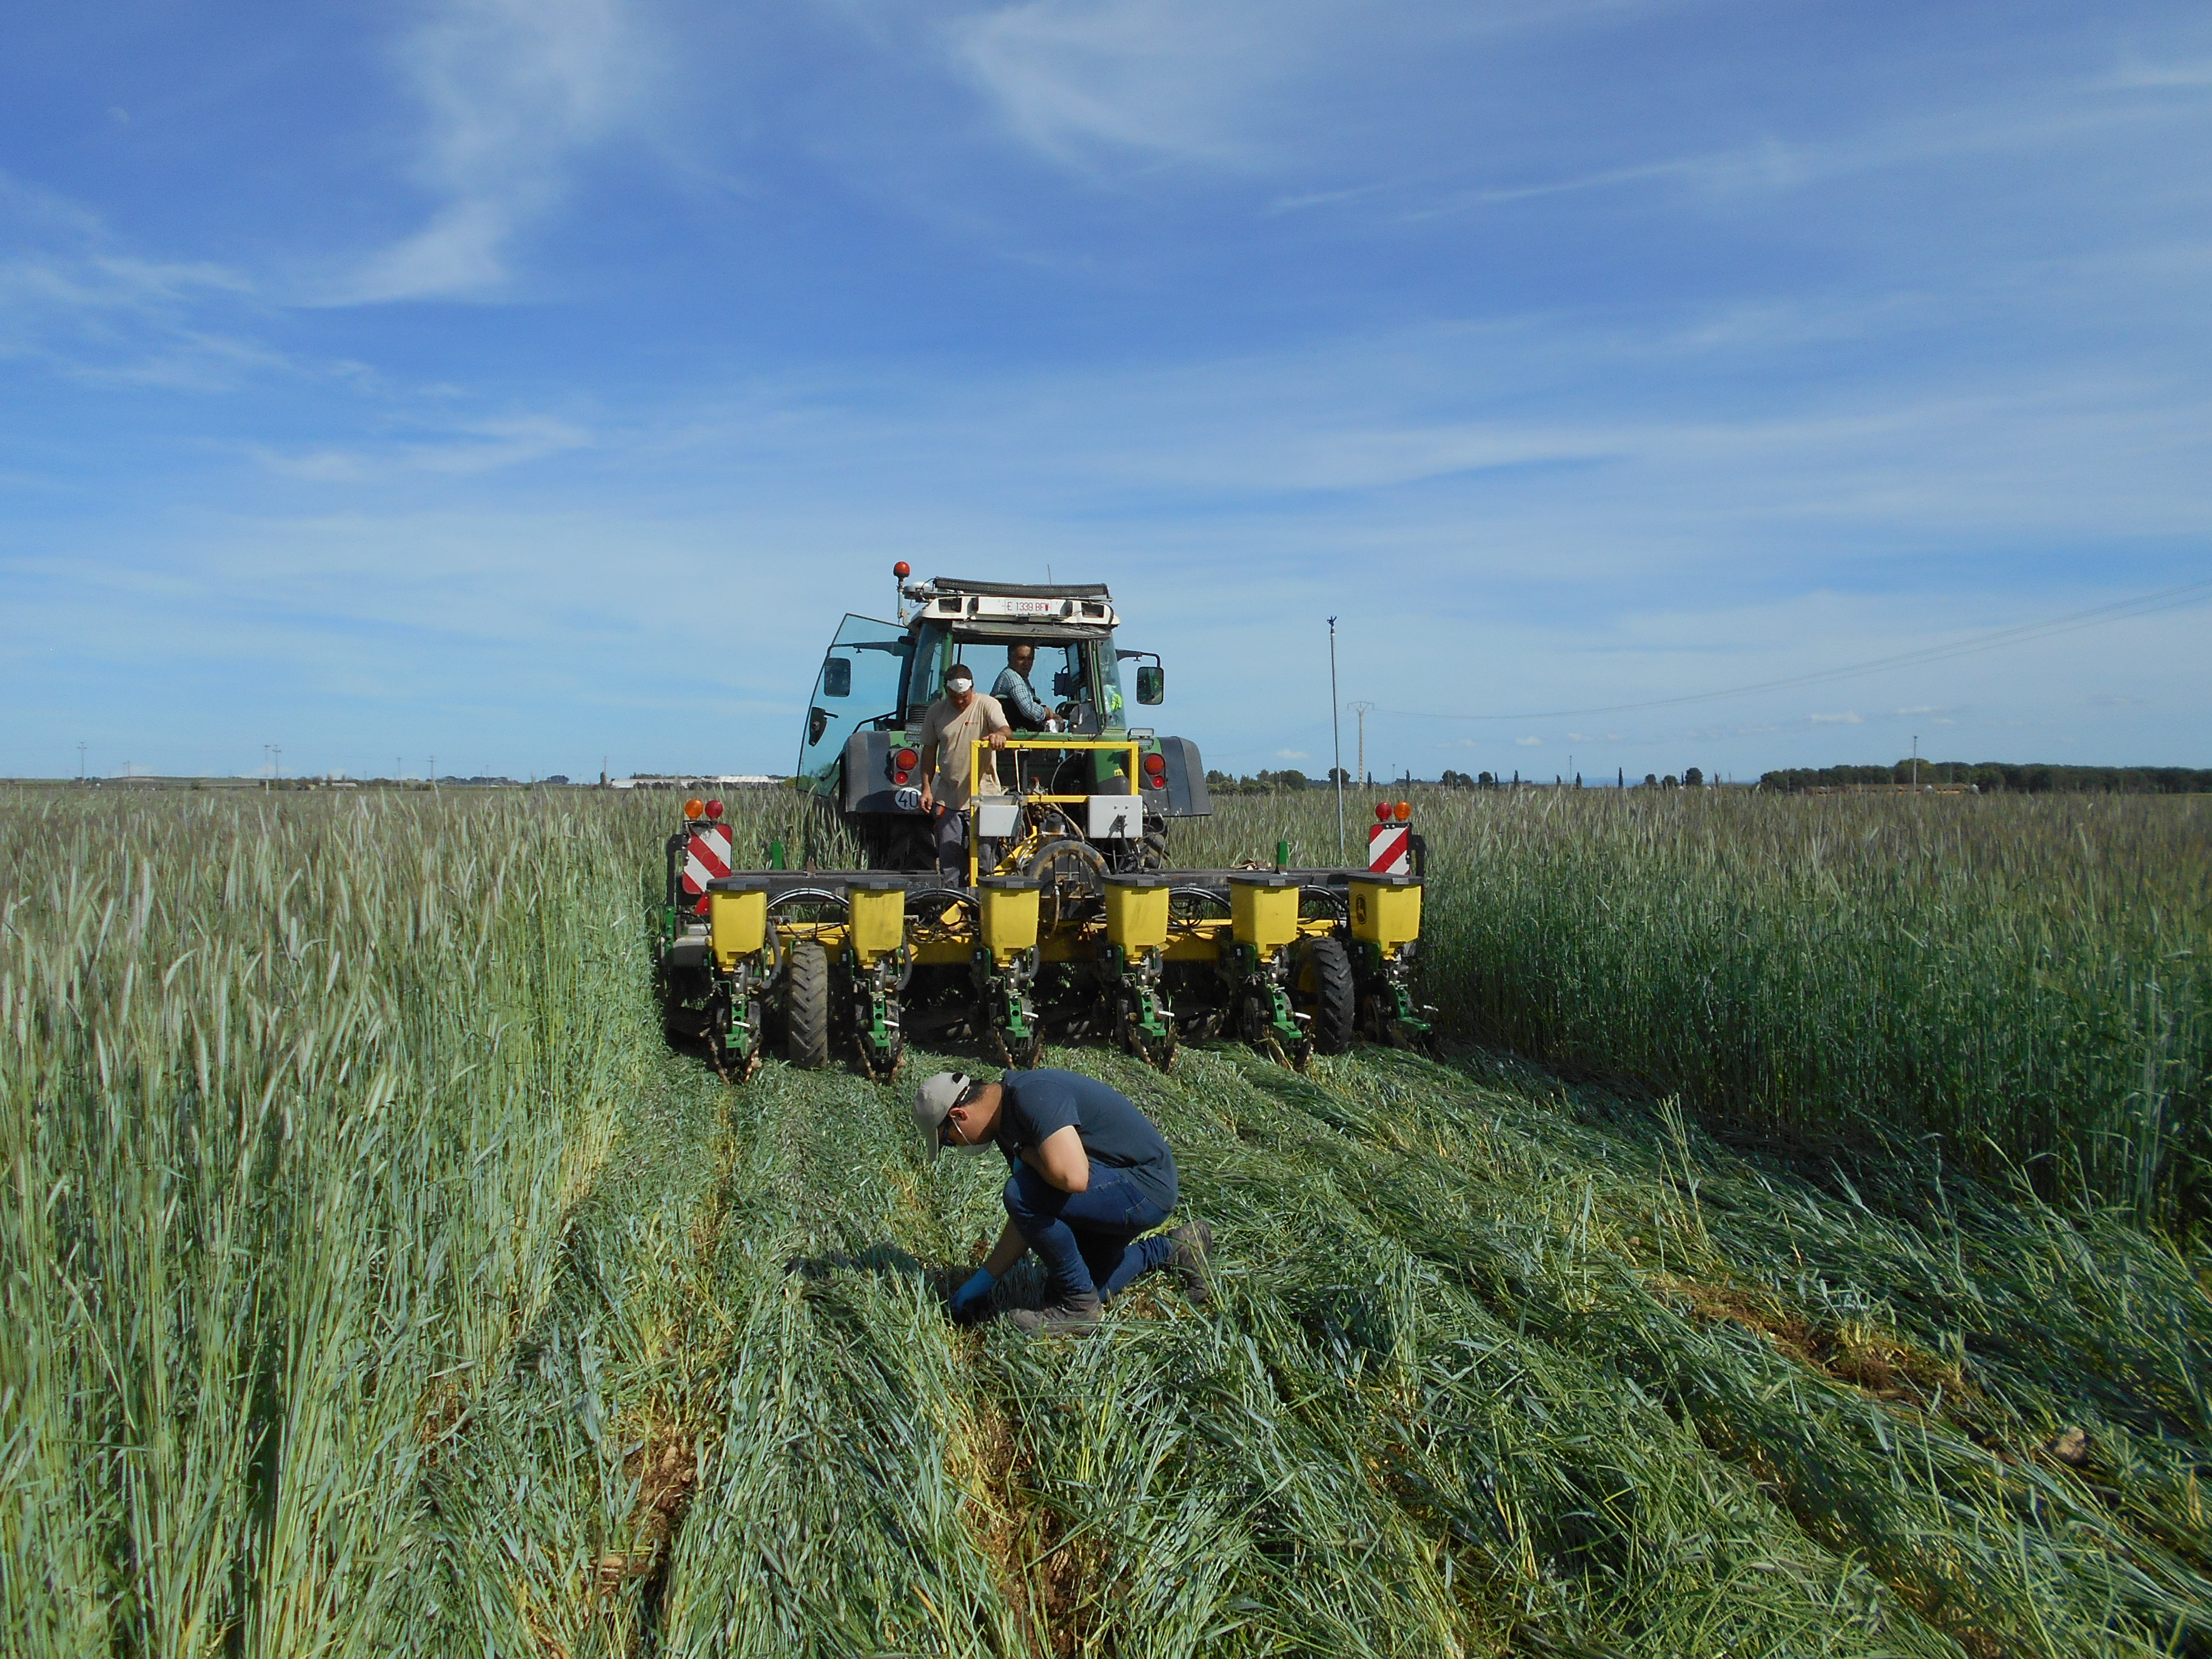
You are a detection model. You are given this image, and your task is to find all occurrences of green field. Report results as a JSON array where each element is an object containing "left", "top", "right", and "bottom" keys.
[{"left": 4, "top": 785, "right": 2208, "bottom": 1657}]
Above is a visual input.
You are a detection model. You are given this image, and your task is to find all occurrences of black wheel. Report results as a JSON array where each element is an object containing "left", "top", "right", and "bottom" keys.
[
  {"left": 785, "top": 942, "right": 831, "bottom": 1068},
  {"left": 854, "top": 1029, "right": 902, "bottom": 1082},
  {"left": 851, "top": 813, "right": 934, "bottom": 872},
  {"left": 987, "top": 1022, "right": 1042, "bottom": 1070},
  {"left": 1301, "top": 936, "right": 1357, "bottom": 1055},
  {"left": 1117, "top": 994, "right": 1177, "bottom": 1071}
]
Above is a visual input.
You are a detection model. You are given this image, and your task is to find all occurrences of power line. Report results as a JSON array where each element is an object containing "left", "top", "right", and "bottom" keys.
[{"left": 1380, "top": 576, "right": 2212, "bottom": 722}]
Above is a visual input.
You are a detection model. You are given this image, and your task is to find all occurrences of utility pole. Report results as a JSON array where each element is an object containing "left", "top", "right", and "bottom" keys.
[
  {"left": 272, "top": 744, "right": 281, "bottom": 781},
  {"left": 1327, "top": 617, "right": 1344, "bottom": 864},
  {"left": 1349, "top": 701, "right": 1374, "bottom": 786},
  {"left": 76, "top": 741, "right": 87, "bottom": 780},
  {"left": 1911, "top": 734, "right": 1919, "bottom": 793},
  {"left": 429, "top": 754, "right": 436, "bottom": 788}
]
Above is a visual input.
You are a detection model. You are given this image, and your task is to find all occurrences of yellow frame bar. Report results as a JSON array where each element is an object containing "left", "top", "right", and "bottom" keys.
[{"left": 966, "top": 737, "right": 1142, "bottom": 886}]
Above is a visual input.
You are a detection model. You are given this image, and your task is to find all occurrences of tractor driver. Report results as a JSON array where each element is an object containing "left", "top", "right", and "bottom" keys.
[
  {"left": 993, "top": 643, "right": 1056, "bottom": 733},
  {"left": 914, "top": 1069, "right": 1213, "bottom": 1335},
  {"left": 916, "top": 663, "right": 1011, "bottom": 875}
]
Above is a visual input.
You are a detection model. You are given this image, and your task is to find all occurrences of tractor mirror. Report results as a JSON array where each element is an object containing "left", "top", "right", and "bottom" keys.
[
  {"left": 821, "top": 657, "right": 852, "bottom": 698},
  {"left": 1135, "top": 665, "right": 1164, "bottom": 705},
  {"left": 808, "top": 706, "right": 831, "bottom": 744}
]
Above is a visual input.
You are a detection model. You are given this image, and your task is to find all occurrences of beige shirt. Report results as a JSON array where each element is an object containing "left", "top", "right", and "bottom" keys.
[{"left": 918, "top": 691, "right": 1010, "bottom": 811}]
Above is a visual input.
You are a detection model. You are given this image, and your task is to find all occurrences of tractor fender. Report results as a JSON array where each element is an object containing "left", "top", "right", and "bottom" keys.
[
  {"left": 839, "top": 729, "right": 920, "bottom": 815},
  {"left": 1145, "top": 736, "right": 1211, "bottom": 818}
]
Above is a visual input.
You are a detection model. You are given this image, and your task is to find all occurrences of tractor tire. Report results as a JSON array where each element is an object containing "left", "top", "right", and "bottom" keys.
[
  {"left": 1303, "top": 936, "right": 1358, "bottom": 1055},
  {"left": 785, "top": 942, "right": 832, "bottom": 1070},
  {"left": 1024, "top": 837, "right": 1107, "bottom": 931}
]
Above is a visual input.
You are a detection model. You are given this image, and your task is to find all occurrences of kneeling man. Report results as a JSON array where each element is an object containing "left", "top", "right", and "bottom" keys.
[{"left": 915, "top": 1068, "right": 1211, "bottom": 1333}]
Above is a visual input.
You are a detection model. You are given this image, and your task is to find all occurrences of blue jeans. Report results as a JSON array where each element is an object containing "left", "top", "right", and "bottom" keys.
[{"left": 1002, "top": 1164, "right": 1173, "bottom": 1302}]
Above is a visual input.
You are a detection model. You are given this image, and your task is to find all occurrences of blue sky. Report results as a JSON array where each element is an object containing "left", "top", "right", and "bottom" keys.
[{"left": 4, "top": 0, "right": 2208, "bottom": 783}]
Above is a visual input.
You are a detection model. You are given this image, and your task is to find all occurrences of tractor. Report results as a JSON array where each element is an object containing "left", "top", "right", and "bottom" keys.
[
  {"left": 797, "top": 572, "right": 1209, "bottom": 874},
  {"left": 652, "top": 569, "right": 1432, "bottom": 1082}
]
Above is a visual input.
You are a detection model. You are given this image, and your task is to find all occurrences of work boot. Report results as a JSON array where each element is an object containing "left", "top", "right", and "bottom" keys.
[
  {"left": 1167, "top": 1221, "right": 1214, "bottom": 1305},
  {"left": 1007, "top": 1292, "right": 1103, "bottom": 1336}
]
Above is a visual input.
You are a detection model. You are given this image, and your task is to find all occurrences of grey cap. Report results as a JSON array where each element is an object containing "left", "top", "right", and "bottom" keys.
[{"left": 913, "top": 1071, "right": 991, "bottom": 1156}]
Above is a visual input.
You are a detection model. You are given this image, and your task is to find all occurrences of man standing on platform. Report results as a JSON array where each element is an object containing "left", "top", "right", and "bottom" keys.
[{"left": 916, "top": 663, "right": 1011, "bottom": 876}]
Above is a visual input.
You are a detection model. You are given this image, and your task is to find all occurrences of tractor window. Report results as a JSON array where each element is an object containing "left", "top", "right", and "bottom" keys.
[
  {"left": 1035, "top": 640, "right": 1125, "bottom": 734},
  {"left": 797, "top": 615, "right": 906, "bottom": 779},
  {"left": 902, "top": 623, "right": 952, "bottom": 716}
]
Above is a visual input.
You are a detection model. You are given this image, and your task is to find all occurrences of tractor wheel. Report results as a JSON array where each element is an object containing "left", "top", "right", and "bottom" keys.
[
  {"left": 988, "top": 1022, "right": 1042, "bottom": 1071},
  {"left": 1302, "top": 936, "right": 1358, "bottom": 1055},
  {"left": 785, "top": 942, "right": 831, "bottom": 1069},
  {"left": 1023, "top": 837, "right": 1106, "bottom": 931},
  {"left": 1118, "top": 994, "right": 1177, "bottom": 1072}
]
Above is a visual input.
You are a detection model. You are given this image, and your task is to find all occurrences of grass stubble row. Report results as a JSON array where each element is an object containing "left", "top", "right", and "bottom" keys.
[{"left": 2, "top": 785, "right": 2207, "bottom": 1655}]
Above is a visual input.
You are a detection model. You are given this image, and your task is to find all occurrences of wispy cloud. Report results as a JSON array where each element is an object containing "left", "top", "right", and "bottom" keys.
[
  {"left": 1515, "top": 734, "right": 1542, "bottom": 746},
  {"left": 949, "top": 0, "right": 1320, "bottom": 170},
  {"left": 0, "top": 172, "right": 264, "bottom": 387},
  {"left": 1809, "top": 711, "right": 1864, "bottom": 725},
  {"left": 253, "top": 414, "right": 593, "bottom": 480},
  {"left": 2106, "top": 56, "right": 2212, "bottom": 90},
  {"left": 325, "top": 0, "right": 660, "bottom": 303}
]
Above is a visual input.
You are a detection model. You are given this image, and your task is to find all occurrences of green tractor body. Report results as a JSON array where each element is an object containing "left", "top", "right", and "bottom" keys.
[{"left": 795, "top": 577, "right": 1210, "bottom": 871}]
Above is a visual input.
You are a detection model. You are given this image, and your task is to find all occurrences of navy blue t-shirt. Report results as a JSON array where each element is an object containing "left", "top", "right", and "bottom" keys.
[{"left": 994, "top": 1069, "right": 1178, "bottom": 1212}]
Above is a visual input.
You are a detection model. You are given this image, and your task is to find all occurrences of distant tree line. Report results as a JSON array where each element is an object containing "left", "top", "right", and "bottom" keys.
[
  {"left": 1205, "top": 768, "right": 1317, "bottom": 795},
  {"left": 1759, "top": 760, "right": 2212, "bottom": 794}
]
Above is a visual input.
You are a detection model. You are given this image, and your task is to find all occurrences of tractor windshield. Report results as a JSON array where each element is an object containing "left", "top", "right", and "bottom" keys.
[{"left": 902, "top": 625, "right": 1124, "bottom": 732}]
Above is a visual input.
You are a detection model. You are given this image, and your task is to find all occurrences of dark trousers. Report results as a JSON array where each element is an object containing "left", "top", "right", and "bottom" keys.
[
  {"left": 1002, "top": 1164, "right": 1173, "bottom": 1302},
  {"left": 933, "top": 809, "right": 966, "bottom": 874}
]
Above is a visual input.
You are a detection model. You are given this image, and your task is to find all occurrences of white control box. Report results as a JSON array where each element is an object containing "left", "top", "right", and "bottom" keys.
[
  {"left": 1087, "top": 795, "right": 1141, "bottom": 839},
  {"left": 974, "top": 798, "right": 1022, "bottom": 837}
]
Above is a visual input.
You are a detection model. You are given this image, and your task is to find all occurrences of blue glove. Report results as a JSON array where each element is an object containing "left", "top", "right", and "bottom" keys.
[{"left": 948, "top": 1269, "right": 996, "bottom": 1322}]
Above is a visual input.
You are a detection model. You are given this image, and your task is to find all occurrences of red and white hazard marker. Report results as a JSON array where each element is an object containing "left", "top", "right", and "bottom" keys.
[
  {"left": 682, "top": 825, "right": 733, "bottom": 900},
  {"left": 1367, "top": 800, "right": 1412, "bottom": 874}
]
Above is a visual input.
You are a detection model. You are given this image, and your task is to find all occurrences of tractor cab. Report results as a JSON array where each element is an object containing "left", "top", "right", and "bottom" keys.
[{"left": 797, "top": 573, "right": 1208, "bottom": 871}]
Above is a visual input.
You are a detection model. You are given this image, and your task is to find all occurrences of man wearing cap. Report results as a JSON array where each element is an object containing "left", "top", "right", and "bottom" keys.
[
  {"left": 916, "top": 663, "right": 1012, "bottom": 876},
  {"left": 916, "top": 1069, "right": 1212, "bottom": 1334}
]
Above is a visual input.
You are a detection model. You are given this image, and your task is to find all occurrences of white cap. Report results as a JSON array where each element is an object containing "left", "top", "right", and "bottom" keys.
[{"left": 913, "top": 1072, "right": 991, "bottom": 1156}]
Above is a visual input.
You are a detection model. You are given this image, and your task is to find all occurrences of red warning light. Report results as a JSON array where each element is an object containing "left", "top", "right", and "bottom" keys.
[
  {"left": 704, "top": 799, "right": 725, "bottom": 820},
  {"left": 1375, "top": 802, "right": 1392, "bottom": 822},
  {"left": 893, "top": 561, "right": 911, "bottom": 578}
]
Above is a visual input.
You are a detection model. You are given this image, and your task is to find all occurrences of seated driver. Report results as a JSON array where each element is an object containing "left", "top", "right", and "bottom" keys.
[{"left": 993, "top": 643, "right": 1056, "bottom": 733}]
